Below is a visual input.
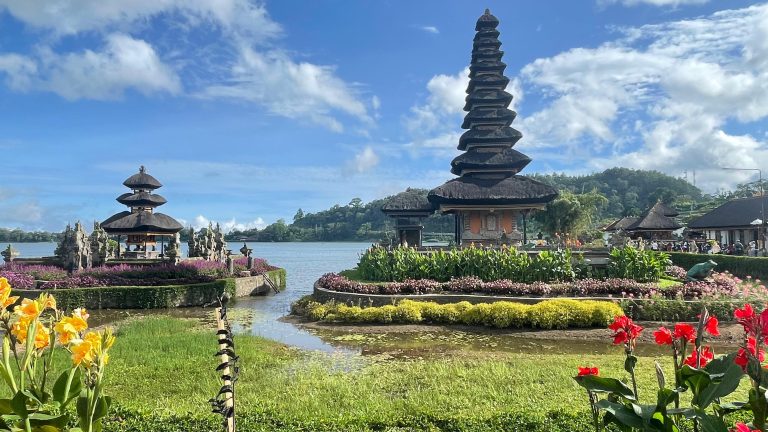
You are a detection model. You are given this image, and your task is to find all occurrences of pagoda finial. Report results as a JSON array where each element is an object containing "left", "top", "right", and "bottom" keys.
[
  {"left": 139, "top": 165, "right": 146, "bottom": 173},
  {"left": 485, "top": 8, "right": 491, "bottom": 15}
]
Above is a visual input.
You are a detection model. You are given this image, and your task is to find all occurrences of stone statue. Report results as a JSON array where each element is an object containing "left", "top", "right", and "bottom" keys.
[
  {"left": 214, "top": 223, "right": 227, "bottom": 262},
  {"left": 187, "top": 227, "right": 198, "bottom": 258},
  {"left": 89, "top": 222, "right": 111, "bottom": 266},
  {"left": 610, "top": 229, "right": 630, "bottom": 249},
  {"left": 55, "top": 222, "right": 92, "bottom": 272},
  {"left": 166, "top": 233, "right": 181, "bottom": 264},
  {"left": 686, "top": 260, "right": 717, "bottom": 282},
  {"left": 1, "top": 244, "right": 18, "bottom": 263},
  {"left": 239, "top": 242, "right": 252, "bottom": 257}
]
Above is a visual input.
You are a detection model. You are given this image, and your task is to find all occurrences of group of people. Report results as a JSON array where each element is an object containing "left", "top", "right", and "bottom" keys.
[{"left": 627, "top": 238, "right": 765, "bottom": 256}]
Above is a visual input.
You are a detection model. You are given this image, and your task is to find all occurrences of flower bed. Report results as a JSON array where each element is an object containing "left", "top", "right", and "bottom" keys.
[
  {"left": 318, "top": 270, "right": 765, "bottom": 302},
  {"left": 292, "top": 296, "right": 624, "bottom": 329},
  {"left": 0, "top": 258, "right": 279, "bottom": 290}
]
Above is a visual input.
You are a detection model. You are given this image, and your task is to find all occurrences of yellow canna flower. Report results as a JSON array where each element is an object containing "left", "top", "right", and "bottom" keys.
[
  {"left": 71, "top": 339, "right": 94, "bottom": 366},
  {"left": 54, "top": 308, "right": 89, "bottom": 345},
  {"left": 34, "top": 324, "right": 50, "bottom": 350},
  {"left": 0, "top": 278, "right": 17, "bottom": 310},
  {"left": 10, "top": 320, "right": 28, "bottom": 342},
  {"left": 40, "top": 294, "right": 56, "bottom": 311},
  {"left": 15, "top": 298, "right": 41, "bottom": 320}
]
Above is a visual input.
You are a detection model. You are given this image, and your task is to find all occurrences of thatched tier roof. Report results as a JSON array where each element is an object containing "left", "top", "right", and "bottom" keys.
[
  {"left": 475, "top": 9, "right": 500, "bottom": 30},
  {"left": 381, "top": 189, "right": 435, "bottom": 216},
  {"left": 689, "top": 196, "right": 768, "bottom": 229},
  {"left": 428, "top": 175, "right": 558, "bottom": 206},
  {"left": 652, "top": 201, "right": 679, "bottom": 217},
  {"left": 467, "top": 74, "right": 509, "bottom": 93},
  {"left": 116, "top": 191, "right": 167, "bottom": 207},
  {"left": 451, "top": 148, "right": 531, "bottom": 175},
  {"left": 461, "top": 107, "right": 516, "bottom": 129},
  {"left": 469, "top": 61, "right": 506, "bottom": 78},
  {"left": 458, "top": 126, "right": 522, "bottom": 150},
  {"left": 123, "top": 166, "right": 162, "bottom": 190},
  {"left": 463, "top": 89, "right": 512, "bottom": 111},
  {"left": 102, "top": 211, "right": 183, "bottom": 234},
  {"left": 603, "top": 216, "right": 639, "bottom": 232},
  {"left": 626, "top": 208, "right": 681, "bottom": 231}
]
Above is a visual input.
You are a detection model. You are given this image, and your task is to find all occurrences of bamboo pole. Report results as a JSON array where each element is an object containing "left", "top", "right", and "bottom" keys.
[{"left": 215, "top": 307, "right": 235, "bottom": 432}]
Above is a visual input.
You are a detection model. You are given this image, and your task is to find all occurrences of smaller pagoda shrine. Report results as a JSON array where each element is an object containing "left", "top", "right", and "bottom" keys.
[
  {"left": 381, "top": 189, "right": 436, "bottom": 247},
  {"left": 102, "top": 166, "right": 184, "bottom": 259},
  {"left": 427, "top": 9, "right": 558, "bottom": 246},
  {"left": 604, "top": 202, "right": 681, "bottom": 241}
]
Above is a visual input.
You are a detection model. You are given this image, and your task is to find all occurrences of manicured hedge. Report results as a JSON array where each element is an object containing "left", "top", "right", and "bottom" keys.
[
  {"left": 293, "top": 297, "right": 624, "bottom": 329},
  {"left": 621, "top": 297, "right": 767, "bottom": 322},
  {"left": 668, "top": 252, "right": 768, "bottom": 280},
  {"left": 14, "top": 278, "right": 237, "bottom": 309}
]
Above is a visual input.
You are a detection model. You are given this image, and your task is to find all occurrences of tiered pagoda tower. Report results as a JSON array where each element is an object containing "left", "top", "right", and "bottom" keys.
[
  {"left": 102, "top": 166, "right": 183, "bottom": 258},
  {"left": 428, "top": 9, "right": 558, "bottom": 246}
]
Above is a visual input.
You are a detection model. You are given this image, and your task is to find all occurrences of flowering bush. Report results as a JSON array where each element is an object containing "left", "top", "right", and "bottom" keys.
[
  {"left": 573, "top": 306, "right": 768, "bottom": 432},
  {"left": 0, "top": 271, "right": 35, "bottom": 289},
  {"left": 0, "top": 277, "right": 116, "bottom": 432},
  {"left": 665, "top": 265, "right": 688, "bottom": 280}
]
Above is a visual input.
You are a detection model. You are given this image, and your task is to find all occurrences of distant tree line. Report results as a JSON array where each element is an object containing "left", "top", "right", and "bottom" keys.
[{"left": 8, "top": 168, "right": 764, "bottom": 243}]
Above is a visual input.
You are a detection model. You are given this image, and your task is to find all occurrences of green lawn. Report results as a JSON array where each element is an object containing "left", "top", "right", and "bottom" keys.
[{"left": 96, "top": 316, "right": 750, "bottom": 431}]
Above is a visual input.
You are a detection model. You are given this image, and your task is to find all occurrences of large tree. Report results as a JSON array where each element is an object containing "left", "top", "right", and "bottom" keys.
[{"left": 533, "top": 190, "right": 608, "bottom": 238}]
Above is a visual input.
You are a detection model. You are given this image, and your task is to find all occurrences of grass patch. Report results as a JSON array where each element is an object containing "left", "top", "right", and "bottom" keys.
[
  {"left": 658, "top": 277, "right": 683, "bottom": 289},
  {"left": 99, "top": 316, "right": 751, "bottom": 431}
]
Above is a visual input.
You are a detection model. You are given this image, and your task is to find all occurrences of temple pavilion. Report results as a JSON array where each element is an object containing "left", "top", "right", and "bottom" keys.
[
  {"left": 427, "top": 9, "right": 558, "bottom": 246},
  {"left": 381, "top": 189, "right": 435, "bottom": 247},
  {"left": 603, "top": 202, "right": 681, "bottom": 241},
  {"left": 101, "top": 166, "right": 183, "bottom": 259}
]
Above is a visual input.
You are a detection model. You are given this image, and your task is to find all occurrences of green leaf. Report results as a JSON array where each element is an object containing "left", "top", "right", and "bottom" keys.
[
  {"left": 92, "top": 397, "right": 110, "bottom": 421},
  {"left": 625, "top": 354, "right": 638, "bottom": 374},
  {"left": 696, "top": 353, "right": 745, "bottom": 408},
  {"left": 575, "top": 375, "right": 636, "bottom": 401},
  {"left": 0, "top": 400, "right": 13, "bottom": 415},
  {"left": 75, "top": 394, "right": 88, "bottom": 422},
  {"left": 9, "top": 392, "right": 27, "bottom": 418},
  {"left": 596, "top": 400, "right": 645, "bottom": 429},
  {"left": 28, "top": 412, "right": 69, "bottom": 428},
  {"left": 718, "top": 401, "right": 749, "bottom": 414},
  {"left": 52, "top": 369, "right": 80, "bottom": 406},
  {"left": 694, "top": 410, "right": 728, "bottom": 432}
]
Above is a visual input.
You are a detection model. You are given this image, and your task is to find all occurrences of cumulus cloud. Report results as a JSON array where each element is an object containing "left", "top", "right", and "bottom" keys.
[
  {"left": 0, "top": 0, "right": 281, "bottom": 40},
  {"left": 200, "top": 47, "right": 371, "bottom": 132},
  {"left": 0, "top": 34, "right": 181, "bottom": 100},
  {"left": 0, "top": 0, "right": 374, "bottom": 131},
  {"left": 346, "top": 146, "right": 380, "bottom": 174},
  {"left": 191, "top": 215, "right": 266, "bottom": 233}
]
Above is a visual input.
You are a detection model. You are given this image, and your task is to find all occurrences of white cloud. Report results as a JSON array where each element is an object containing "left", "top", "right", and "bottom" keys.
[
  {"left": 599, "top": 0, "right": 709, "bottom": 7},
  {"left": 419, "top": 26, "right": 440, "bottom": 34},
  {"left": 0, "top": 0, "right": 281, "bottom": 40},
  {"left": 199, "top": 46, "right": 372, "bottom": 132},
  {"left": 190, "top": 215, "right": 266, "bottom": 232},
  {"left": 347, "top": 146, "right": 380, "bottom": 174},
  {"left": 0, "top": 33, "right": 181, "bottom": 100}
]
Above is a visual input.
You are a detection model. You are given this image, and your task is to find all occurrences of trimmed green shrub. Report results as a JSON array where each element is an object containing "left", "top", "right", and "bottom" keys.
[
  {"left": 607, "top": 246, "right": 669, "bottom": 282},
  {"left": 294, "top": 297, "right": 623, "bottom": 329},
  {"left": 620, "top": 297, "right": 768, "bottom": 322},
  {"left": 669, "top": 252, "right": 768, "bottom": 280},
  {"left": 357, "top": 246, "right": 576, "bottom": 283}
]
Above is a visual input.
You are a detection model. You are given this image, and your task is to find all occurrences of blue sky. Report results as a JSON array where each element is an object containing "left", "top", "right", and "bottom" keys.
[{"left": 1, "top": 0, "right": 767, "bottom": 232}]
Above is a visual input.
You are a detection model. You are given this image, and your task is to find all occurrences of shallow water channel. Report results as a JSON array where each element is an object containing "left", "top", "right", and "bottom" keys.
[{"left": 11, "top": 242, "right": 728, "bottom": 358}]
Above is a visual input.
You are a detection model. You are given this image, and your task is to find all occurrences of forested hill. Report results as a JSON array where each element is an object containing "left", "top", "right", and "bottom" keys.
[
  {"left": 227, "top": 168, "right": 704, "bottom": 241},
  {"left": 530, "top": 168, "right": 703, "bottom": 220}
]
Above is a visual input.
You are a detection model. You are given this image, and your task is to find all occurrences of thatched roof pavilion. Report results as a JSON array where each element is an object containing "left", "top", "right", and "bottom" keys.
[
  {"left": 102, "top": 166, "right": 183, "bottom": 258},
  {"left": 381, "top": 189, "right": 435, "bottom": 247},
  {"left": 427, "top": 9, "right": 557, "bottom": 246}
]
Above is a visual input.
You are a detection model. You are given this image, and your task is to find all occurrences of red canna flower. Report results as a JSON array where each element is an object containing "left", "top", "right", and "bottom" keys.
[
  {"left": 732, "top": 422, "right": 760, "bottom": 432},
  {"left": 653, "top": 327, "right": 674, "bottom": 345},
  {"left": 577, "top": 366, "right": 599, "bottom": 376},
  {"left": 735, "top": 337, "right": 765, "bottom": 371},
  {"left": 734, "top": 304, "right": 768, "bottom": 339},
  {"left": 704, "top": 316, "right": 720, "bottom": 336},
  {"left": 673, "top": 323, "right": 697, "bottom": 343},
  {"left": 609, "top": 316, "right": 643, "bottom": 346},
  {"left": 683, "top": 346, "right": 714, "bottom": 368}
]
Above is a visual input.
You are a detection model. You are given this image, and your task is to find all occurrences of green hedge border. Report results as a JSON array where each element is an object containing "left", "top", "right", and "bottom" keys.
[
  {"left": 14, "top": 268, "right": 285, "bottom": 310},
  {"left": 669, "top": 252, "right": 768, "bottom": 280}
]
